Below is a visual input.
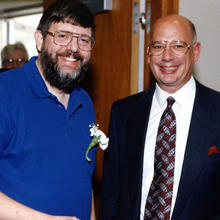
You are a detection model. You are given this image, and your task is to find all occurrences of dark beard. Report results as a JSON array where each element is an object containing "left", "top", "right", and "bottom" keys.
[{"left": 40, "top": 51, "right": 89, "bottom": 93}]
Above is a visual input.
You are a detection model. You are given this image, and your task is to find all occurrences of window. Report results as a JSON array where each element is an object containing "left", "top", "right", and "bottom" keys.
[{"left": 0, "top": 3, "right": 42, "bottom": 64}]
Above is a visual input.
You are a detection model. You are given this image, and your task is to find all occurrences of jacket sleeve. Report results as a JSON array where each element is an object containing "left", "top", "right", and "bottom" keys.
[{"left": 99, "top": 103, "right": 121, "bottom": 220}]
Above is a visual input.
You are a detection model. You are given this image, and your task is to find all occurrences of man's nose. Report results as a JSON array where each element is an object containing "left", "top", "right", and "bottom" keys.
[
  {"left": 66, "top": 36, "right": 79, "bottom": 52},
  {"left": 161, "top": 45, "right": 175, "bottom": 61},
  {"left": 13, "top": 62, "right": 19, "bottom": 68},
  {"left": 16, "top": 62, "right": 25, "bottom": 68}
]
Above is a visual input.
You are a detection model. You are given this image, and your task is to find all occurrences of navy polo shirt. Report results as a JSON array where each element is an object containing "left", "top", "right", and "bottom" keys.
[{"left": 0, "top": 57, "right": 96, "bottom": 219}]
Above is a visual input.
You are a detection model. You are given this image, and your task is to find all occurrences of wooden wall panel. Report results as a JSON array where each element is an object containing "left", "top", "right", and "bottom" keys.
[
  {"left": 151, "top": 0, "right": 178, "bottom": 24},
  {"left": 43, "top": 0, "right": 53, "bottom": 9},
  {"left": 89, "top": 0, "right": 135, "bottom": 214},
  {"left": 90, "top": 1, "right": 133, "bottom": 133}
]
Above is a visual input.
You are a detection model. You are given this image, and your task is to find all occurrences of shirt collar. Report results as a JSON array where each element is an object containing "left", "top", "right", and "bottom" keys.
[
  {"left": 155, "top": 76, "right": 196, "bottom": 108},
  {"left": 24, "top": 56, "right": 51, "bottom": 98}
]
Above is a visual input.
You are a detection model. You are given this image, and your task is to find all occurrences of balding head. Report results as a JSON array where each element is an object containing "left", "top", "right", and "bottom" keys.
[{"left": 150, "top": 15, "right": 197, "bottom": 43}]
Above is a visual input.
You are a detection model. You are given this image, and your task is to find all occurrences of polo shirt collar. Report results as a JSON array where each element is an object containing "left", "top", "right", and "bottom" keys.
[{"left": 24, "top": 56, "right": 51, "bottom": 98}]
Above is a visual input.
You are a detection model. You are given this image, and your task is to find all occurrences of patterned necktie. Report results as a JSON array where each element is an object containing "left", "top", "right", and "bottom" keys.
[{"left": 144, "top": 97, "right": 176, "bottom": 220}]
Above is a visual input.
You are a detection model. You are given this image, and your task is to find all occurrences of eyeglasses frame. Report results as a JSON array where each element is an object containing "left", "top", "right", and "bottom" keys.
[
  {"left": 3, "top": 58, "right": 26, "bottom": 64},
  {"left": 47, "top": 31, "right": 95, "bottom": 52},
  {"left": 147, "top": 40, "right": 194, "bottom": 56}
]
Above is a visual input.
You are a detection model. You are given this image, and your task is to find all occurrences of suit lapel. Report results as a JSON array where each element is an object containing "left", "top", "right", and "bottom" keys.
[
  {"left": 125, "top": 88, "right": 154, "bottom": 218},
  {"left": 172, "top": 82, "right": 216, "bottom": 219}
]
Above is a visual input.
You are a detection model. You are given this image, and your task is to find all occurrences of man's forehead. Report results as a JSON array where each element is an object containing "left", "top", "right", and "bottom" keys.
[
  {"left": 7, "top": 49, "right": 25, "bottom": 57},
  {"left": 49, "top": 22, "right": 92, "bottom": 34},
  {"left": 154, "top": 18, "right": 187, "bottom": 30},
  {"left": 151, "top": 18, "right": 192, "bottom": 41}
]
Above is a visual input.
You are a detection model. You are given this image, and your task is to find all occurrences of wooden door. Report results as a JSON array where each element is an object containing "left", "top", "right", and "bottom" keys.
[{"left": 85, "top": 0, "right": 139, "bottom": 214}]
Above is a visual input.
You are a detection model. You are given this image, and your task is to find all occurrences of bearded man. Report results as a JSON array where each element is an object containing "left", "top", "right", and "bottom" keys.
[{"left": 0, "top": 1, "right": 96, "bottom": 220}]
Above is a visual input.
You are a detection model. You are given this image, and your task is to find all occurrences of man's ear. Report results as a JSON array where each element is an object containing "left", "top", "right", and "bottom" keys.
[
  {"left": 193, "top": 42, "right": 201, "bottom": 63},
  {"left": 35, "top": 30, "right": 44, "bottom": 53}
]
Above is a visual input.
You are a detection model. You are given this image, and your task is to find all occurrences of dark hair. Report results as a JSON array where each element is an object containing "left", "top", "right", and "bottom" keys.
[{"left": 37, "top": 0, "right": 95, "bottom": 40}]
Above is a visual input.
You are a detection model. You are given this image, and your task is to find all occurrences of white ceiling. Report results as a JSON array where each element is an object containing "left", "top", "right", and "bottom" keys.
[{"left": 0, "top": 0, "right": 42, "bottom": 13}]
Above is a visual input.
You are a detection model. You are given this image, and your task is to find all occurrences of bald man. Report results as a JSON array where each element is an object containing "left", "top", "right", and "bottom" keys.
[{"left": 99, "top": 15, "right": 220, "bottom": 220}]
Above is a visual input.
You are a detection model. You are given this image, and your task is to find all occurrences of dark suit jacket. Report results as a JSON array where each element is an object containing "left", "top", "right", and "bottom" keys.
[{"left": 99, "top": 81, "right": 220, "bottom": 220}]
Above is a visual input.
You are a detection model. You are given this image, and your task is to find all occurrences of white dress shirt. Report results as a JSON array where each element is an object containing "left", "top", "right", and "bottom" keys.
[{"left": 140, "top": 77, "right": 196, "bottom": 220}]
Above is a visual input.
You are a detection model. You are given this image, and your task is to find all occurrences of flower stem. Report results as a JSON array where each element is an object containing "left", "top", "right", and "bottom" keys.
[{"left": 85, "top": 136, "right": 101, "bottom": 162}]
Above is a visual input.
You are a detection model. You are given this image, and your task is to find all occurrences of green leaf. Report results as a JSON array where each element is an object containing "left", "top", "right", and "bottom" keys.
[{"left": 85, "top": 135, "right": 101, "bottom": 162}]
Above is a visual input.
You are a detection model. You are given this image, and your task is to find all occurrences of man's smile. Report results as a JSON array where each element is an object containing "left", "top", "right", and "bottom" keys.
[{"left": 160, "top": 65, "right": 178, "bottom": 74}]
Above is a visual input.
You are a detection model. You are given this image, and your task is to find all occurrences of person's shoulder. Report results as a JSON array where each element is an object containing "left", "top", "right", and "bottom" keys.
[
  {"left": 196, "top": 81, "right": 220, "bottom": 99},
  {"left": 196, "top": 81, "right": 220, "bottom": 113},
  {"left": 112, "top": 88, "right": 154, "bottom": 113},
  {"left": 0, "top": 67, "right": 24, "bottom": 86},
  {"left": 0, "top": 66, "right": 27, "bottom": 101}
]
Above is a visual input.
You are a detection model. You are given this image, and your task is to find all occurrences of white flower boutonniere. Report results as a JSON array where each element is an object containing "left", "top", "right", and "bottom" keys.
[{"left": 85, "top": 123, "right": 109, "bottom": 162}]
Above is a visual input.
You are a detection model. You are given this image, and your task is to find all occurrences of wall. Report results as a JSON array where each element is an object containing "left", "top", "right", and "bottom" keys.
[{"left": 179, "top": 0, "right": 220, "bottom": 91}]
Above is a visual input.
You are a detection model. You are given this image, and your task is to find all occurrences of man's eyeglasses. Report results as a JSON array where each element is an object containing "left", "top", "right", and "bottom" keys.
[
  {"left": 47, "top": 31, "right": 95, "bottom": 52},
  {"left": 148, "top": 40, "right": 192, "bottom": 56},
  {"left": 4, "top": 58, "right": 26, "bottom": 64}
]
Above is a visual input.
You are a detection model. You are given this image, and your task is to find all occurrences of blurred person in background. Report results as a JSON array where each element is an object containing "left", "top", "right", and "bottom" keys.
[{"left": 1, "top": 41, "right": 29, "bottom": 70}]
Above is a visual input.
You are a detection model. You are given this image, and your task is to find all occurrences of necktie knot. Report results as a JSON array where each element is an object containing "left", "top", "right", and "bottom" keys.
[{"left": 167, "top": 96, "right": 175, "bottom": 108}]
